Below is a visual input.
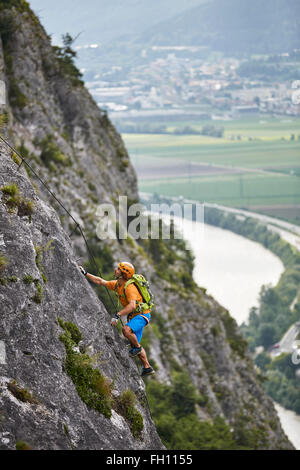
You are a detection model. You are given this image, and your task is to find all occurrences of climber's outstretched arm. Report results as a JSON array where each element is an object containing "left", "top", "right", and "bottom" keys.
[
  {"left": 78, "top": 266, "right": 108, "bottom": 286},
  {"left": 87, "top": 273, "right": 108, "bottom": 286}
]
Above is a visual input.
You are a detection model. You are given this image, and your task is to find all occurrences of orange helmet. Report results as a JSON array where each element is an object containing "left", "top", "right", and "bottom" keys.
[{"left": 118, "top": 261, "right": 135, "bottom": 279}]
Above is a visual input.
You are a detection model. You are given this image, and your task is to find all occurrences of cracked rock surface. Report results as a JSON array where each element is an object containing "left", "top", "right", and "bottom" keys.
[{"left": 0, "top": 144, "right": 164, "bottom": 450}]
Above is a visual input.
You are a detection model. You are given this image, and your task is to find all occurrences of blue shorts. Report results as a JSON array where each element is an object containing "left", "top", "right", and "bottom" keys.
[{"left": 126, "top": 313, "right": 151, "bottom": 344}]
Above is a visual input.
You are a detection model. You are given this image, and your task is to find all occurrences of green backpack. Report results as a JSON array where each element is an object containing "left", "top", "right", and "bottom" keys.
[{"left": 123, "top": 274, "right": 155, "bottom": 314}]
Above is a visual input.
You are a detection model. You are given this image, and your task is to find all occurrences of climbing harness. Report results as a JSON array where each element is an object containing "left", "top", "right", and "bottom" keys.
[{"left": 0, "top": 134, "right": 120, "bottom": 318}]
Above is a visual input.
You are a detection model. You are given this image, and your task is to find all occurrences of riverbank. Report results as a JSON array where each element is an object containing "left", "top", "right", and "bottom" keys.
[
  {"left": 274, "top": 403, "right": 300, "bottom": 450},
  {"left": 161, "top": 211, "right": 300, "bottom": 450},
  {"left": 162, "top": 214, "right": 284, "bottom": 325},
  {"left": 202, "top": 202, "right": 300, "bottom": 251}
]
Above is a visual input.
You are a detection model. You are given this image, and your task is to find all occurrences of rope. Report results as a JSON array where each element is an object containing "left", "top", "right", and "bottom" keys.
[{"left": 0, "top": 134, "right": 120, "bottom": 317}]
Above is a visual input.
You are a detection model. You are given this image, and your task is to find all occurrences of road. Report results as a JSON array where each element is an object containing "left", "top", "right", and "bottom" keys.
[
  {"left": 280, "top": 324, "right": 300, "bottom": 353},
  {"left": 270, "top": 323, "right": 300, "bottom": 358},
  {"left": 202, "top": 202, "right": 300, "bottom": 252}
]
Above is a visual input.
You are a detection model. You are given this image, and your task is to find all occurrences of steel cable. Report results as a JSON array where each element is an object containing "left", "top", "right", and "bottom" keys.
[{"left": 0, "top": 134, "right": 119, "bottom": 316}]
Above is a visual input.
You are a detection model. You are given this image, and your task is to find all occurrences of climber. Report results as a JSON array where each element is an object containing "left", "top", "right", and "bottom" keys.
[{"left": 78, "top": 262, "right": 155, "bottom": 377}]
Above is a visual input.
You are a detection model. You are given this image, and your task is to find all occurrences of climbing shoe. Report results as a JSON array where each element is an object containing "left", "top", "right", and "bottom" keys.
[
  {"left": 141, "top": 366, "right": 155, "bottom": 377},
  {"left": 129, "top": 346, "right": 142, "bottom": 357}
]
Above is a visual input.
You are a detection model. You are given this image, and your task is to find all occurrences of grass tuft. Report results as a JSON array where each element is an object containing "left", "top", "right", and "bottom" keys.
[
  {"left": 114, "top": 389, "right": 144, "bottom": 439},
  {"left": 1, "top": 183, "right": 35, "bottom": 218},
  {"left": 7, "top": 380, "right": 38, "bottom": 404},
  {"left": 16, "top": 440, "right": 32, "bottom": 450},
  {"left": 0, "top": 253, "right": 8, "bottom": 273},
  {"left": 23, "top": 274, "right": 35, "bottom": 284},
  {"left": 31, "top": 280, "right": 43, "bottom": 303},
  {"left": 1, "top": 183, "right": 19, "bottom": 196}
]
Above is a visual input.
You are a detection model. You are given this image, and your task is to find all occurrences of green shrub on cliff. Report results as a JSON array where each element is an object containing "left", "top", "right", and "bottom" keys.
[
  {"left": 39, "top": 135, "right": 71, "bottom": 170},
  {"left": 51, "top": 33, "right": 84, "bottom": 87},
  {"left": 1, "top": 183, "right": 35, "bottom": 218},
  {"left": 114, "top": 390, "right": 144, "bottom": 439},
  {"left": 0, "top": 0, "right": 30, "bottom": 13},
  {"left": 0, "top": 253, "right": 8, "bottom": 273},
  {"left": 58, "top": 318, "right": 113, "bottom": 419}
]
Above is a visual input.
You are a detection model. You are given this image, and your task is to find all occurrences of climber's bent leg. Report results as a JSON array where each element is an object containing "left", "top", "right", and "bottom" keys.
[
  {"left": 123, "top": 316, "right": 152, "bottom": 371},
  {"left": 137, "top": 347, "right": 150, "bottom": 369},
  {"left": 122, "top": 324, "right": 140, "bottom": 348}
]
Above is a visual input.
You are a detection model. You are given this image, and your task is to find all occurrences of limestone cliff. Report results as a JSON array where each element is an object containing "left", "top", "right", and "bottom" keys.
[
  {"left": 0, "top": 139, "right": 165, "bottom": 450},
  {"left": 0, "top": 0, "right": 294, "bottom": 450}
]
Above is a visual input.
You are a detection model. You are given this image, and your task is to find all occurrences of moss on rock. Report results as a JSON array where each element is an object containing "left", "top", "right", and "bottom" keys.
[{"left": 58, "top": 318, "right": 113, "bottom": 419}]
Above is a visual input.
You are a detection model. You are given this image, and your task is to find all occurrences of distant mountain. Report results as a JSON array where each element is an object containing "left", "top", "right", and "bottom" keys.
[
  {"left": 135, "top": 0, "right": 300, "bottom": 55},
  {"left": 29, "top": 0, "right": 209, "bottom": 45},
  {"left": 28, "top": 0, "right": 300, "bottom": 82}
]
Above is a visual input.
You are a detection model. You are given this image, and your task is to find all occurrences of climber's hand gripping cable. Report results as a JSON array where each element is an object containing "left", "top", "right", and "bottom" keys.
[
  {"left": 79, "top": 265, "right": 87, "bottom": 276},
  {"left": 78, "top": 265, "right": 123, "bottom": 325}
]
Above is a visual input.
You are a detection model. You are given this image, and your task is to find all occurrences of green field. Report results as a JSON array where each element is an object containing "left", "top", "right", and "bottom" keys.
[
  {"left": 139, "top": 173, "right": 300, "bottom": 206},
  {"left": 128, "top": 139, "right": 300, "bottom": 170},
  {"left": 165, "top": 116, "right": 300, "bottom": 139},
  {"left": 121, "top": 116, "right": 300, "bottom": 223}
]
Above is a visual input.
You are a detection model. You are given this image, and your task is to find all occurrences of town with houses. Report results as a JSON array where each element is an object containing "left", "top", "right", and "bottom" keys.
[{"left": 80, "top": 45, "right": 300, "bottom": 121}]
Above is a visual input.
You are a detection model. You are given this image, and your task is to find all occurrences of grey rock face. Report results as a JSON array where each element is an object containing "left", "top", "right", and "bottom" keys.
[
  {"left": 0, "top": 5, "right": 138, "bottom": 241},
  {"left": 0, "top": 144, "right": 164, "bottom": 450}
]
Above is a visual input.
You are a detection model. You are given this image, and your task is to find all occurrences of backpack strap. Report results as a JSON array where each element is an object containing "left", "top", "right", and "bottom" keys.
[
  {"left": 116, "top": 279, "right": 151, "bottom": 320},
  {"left": 114, "top": 279, "right": 133, "bottom": 298},
  {"left": 114, "top": 279, "right": 141, "bottom": 309}
]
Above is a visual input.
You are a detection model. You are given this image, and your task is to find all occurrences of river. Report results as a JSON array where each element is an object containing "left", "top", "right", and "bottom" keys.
[
  {"left": 168, "top": 216, "right": 285, "bottom": 325},
  {"left": 163, "top": 213, "right": 300, "bottom": 449}
]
